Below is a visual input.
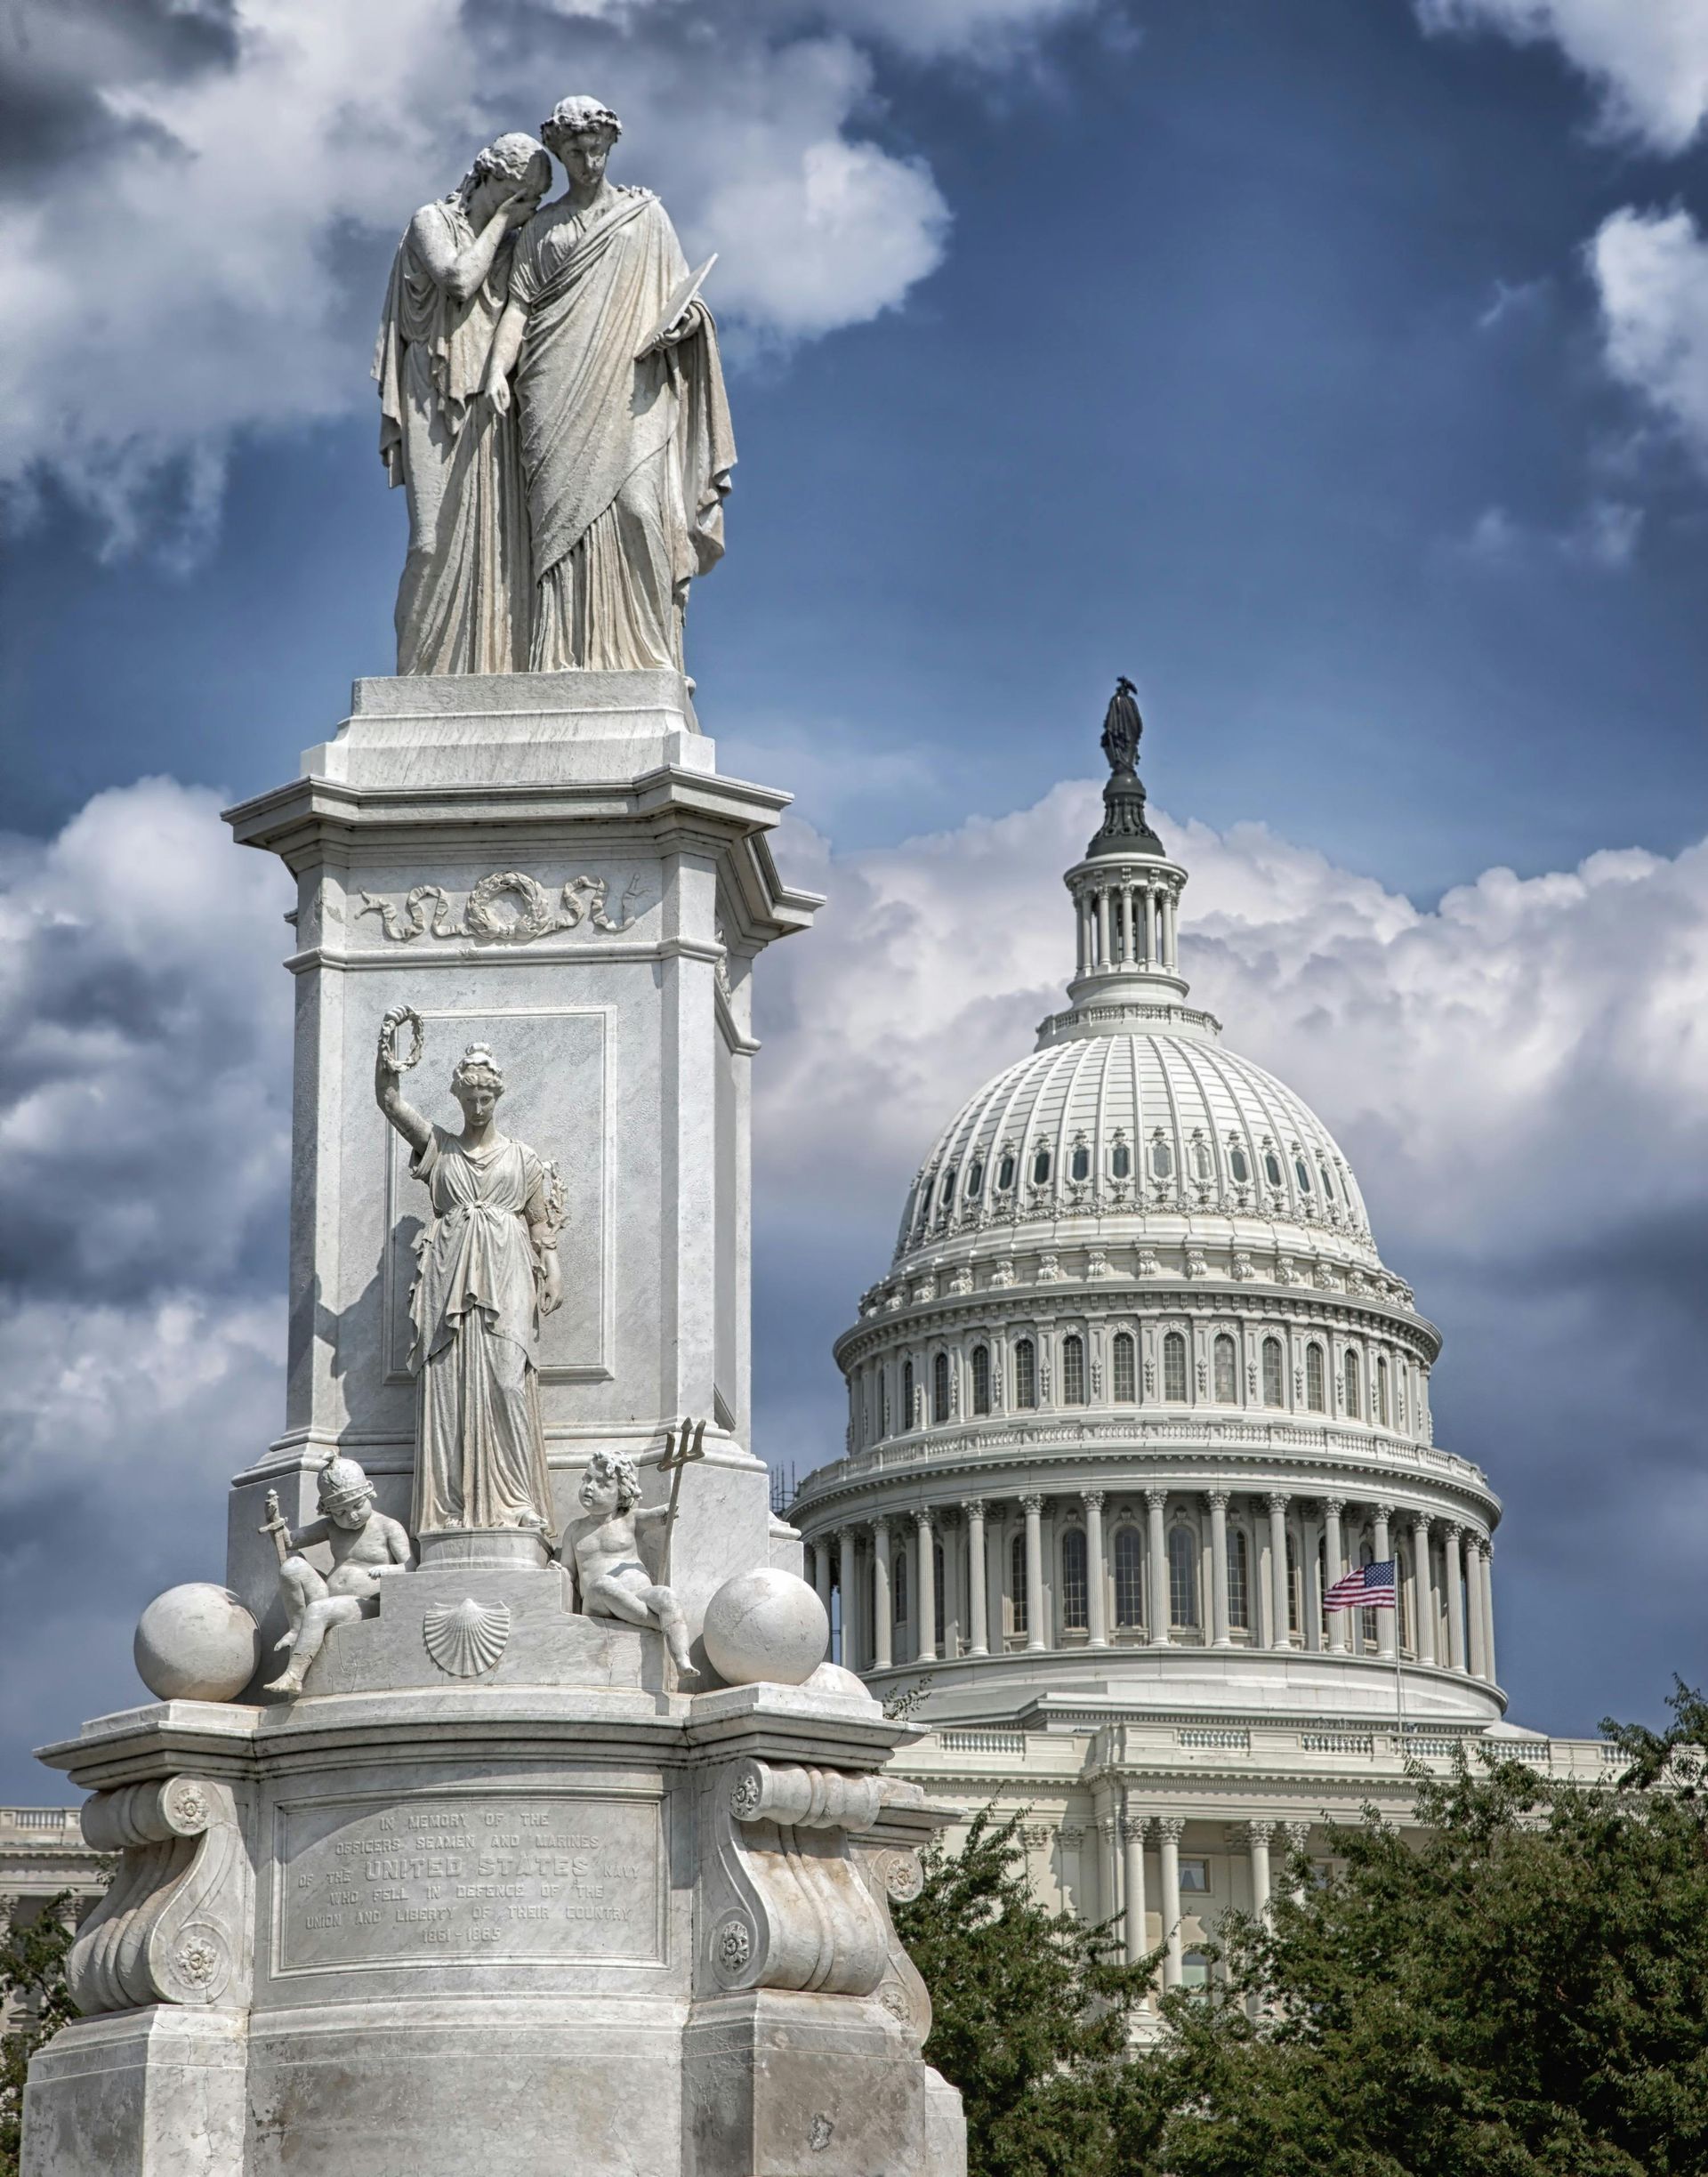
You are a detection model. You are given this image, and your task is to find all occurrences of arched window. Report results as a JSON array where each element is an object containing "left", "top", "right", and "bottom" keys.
[
  {"left": 1163, "top": 1330, "right": 1188, "bottom": 1402},
  {"left": 1061, "top": 1528, "right": 1089, "bottom": 1632},
  {"left": 1062, "top": 1334, "right": 1086, "bottom": 1406},
  {"left": 1342, "top": 1349, "right": 1362, "bottom": 1419},
  {"left": 1286, "top": 1533, "right": 1301, "bottom": 1635},
  {"left": 1013, "top": 1339, "right": 1037, "bottom": 1411},
  {"left": 1375, "top": 1354, "right": 1390, "bottom": 1427},
  {"left": 1009, "top": 1528, "right": 1028, "bottom": 1638},
  {"left": 1262, "top": 1335, "right": 1285, "bottom": 1407},
  {"left": 1112, "top": 1141, "right": 1132, "bottom": 1179},
  {"left": 1263, "top": 1150, "right": 1284, "bottom": 1188},
  {"left": 1192, "top": 1138, "right": 1213, "bottom": 1181},
  {"left": 1213, "top": 1334, "right": 1237, "bottom": 1403},
  {"left": 1150, "top": 1137, "right": 1174, "bottom": 1179},
  {"left": 1032, "top": 1145, "right": 1052, "bottom": 1185},
  {"left": 1229, "top": 1528, "right": 1251, "bottom": 1631},
  {"left": 997, "top": 1150, "right": 1016, "bottom": 1191},
  {"left": 1112, "top": 1332, "right": 1137, "bottom": 1404},
  {"left": 1168, "top": 1525, "right": 1199, "bottom": 1629},
  {"left": 902, "top": 1359, "right": 915, "bottom": 1428},
  {"left": 1114, "top": 1528, "right": 1144, "bottom": 1626},
  {"left": 1070, "top": 1144, "right": 1090, "bottom": 1181},
  {"left": 893, "top": 1544, "right": 908, "bottom": 1626},
  {"left": 1305, "top": 1343, "right": 1325, "bottom": 1413},
  {"left": 931, "top": 1351, "right": 951, "bottom": 1424},
  {"left": 934, "top": 1540, "right": 947, "bottom": 1650},
  {"left": 971, "top": 1345, "right": 991, "bottom": 1417},
  {"left": 1229, "top": 1143, "right": 1251, "bottom": 1184}
]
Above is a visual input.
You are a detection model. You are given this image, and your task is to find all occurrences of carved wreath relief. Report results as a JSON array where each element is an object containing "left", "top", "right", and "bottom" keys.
[{"left": 357, "top": 869, "right": 643, "bottom": 944}]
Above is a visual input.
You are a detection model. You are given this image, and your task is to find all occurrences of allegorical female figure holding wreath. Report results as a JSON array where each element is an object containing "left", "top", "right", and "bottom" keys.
[{"left": 375, "top": 1009, "right": 562, "bottom": 1536}]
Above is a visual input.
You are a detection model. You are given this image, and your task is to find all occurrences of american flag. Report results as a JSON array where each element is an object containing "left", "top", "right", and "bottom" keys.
[{"left": 1325, "top": 1560, "right": 1396, "bottom": 1610}]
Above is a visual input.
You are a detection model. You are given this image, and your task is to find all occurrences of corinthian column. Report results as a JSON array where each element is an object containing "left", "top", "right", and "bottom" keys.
[
  {"left": 1020, "top": 1494, "right": 1046, "bottom": 1652},
  {"left": 812, "top": 1536, "right": 833, "bottom": 1617},
  {"left": 1267, "top": 1493, "right": 1291, "bottom": 1650},
  {"left": 872, "top": 1517, "right": 893, "bottom": 1671},
  {"left": 1478, "top": 1538, "right": 1498, "bottom": 1685},
  {"left": 915, "top": 1508, "right": 938, "bottom": 1665},
  {"left": 1146, "top": 1487, "right": 1170, "bottom": 1648},
  {"left": 1122, "top": 1812, "right": 1149, "bottom": 1971},
  {"left": 1410, "top": 1513, "right": 1435, "bottom": 1666},
  {"left": 1245, "top": 1820, "right": 1275, "bottom": 1921},
  {"left": 963, "top": 1499, "right": 988, "bottom": 1657},
  {"left": 1084, "top": 1488, "right": 1108, "bottom": 1648},
  {"left": 1157, "top": 1816, "right": 1184, "bottom": 1988},
  {"left": 1374, "top": 1504, "right": 1396, "bottom": 1660},
  {"left": 837, "top": 1525, "right": 858, "bottom": 1670},
  {"left": 1467, "top": 1529, "right": 1488, "bottom": 1681},
  {"left": 1208, "top": 1490, "right": 1232, "bottom": 1649},
  {"left": 1323, "top": 1498, "right": 1348, "bottom": 1654},
  {"left": 1443, "top": 1523, "right": 1467, "bottom": 1673}
]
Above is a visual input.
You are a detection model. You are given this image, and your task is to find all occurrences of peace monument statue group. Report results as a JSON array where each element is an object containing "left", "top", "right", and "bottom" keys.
[{"left": 20, "top": 95, "right": 966, "bottom": 2177}]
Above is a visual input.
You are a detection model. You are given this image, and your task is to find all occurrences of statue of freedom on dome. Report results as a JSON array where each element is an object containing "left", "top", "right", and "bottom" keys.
[
  {"left": 480, "top": 93, "right": 737, "bottom": 675},
  {"left": 1100, "top": 674, "right": 1143, "bottom": 777}
]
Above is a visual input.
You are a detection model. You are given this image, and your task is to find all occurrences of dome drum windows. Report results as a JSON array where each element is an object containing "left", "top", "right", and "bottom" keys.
[
  {"left": 1013, "top": 1338, "right": 1038, "bottom": 1411},
  {"left": 1261, "top": 1335, "right": 1285, "bottom": 1408},
  {"left": 1213, "top": 1333, "right": 1238, "bottom": 1404},
  {"left": 1114, "top": 1526, "right": 1145, "bottom": 1630},
  {"left": 1162, "top": 1329, "right": 1188, "bottom": 1404},
  {"left": 971, "top": 1344, "right": 992, "bottom": 1417},
  {"left": 1060, "top": 1527, "right": 1090, "bottom": 1633},
  {"left": 1167, "top": 1525, "right": 1199, "bottom": 1632},
  {"left": 1112, "top": 1331, "right": 1137, "bottom": 1405},
  {"left": 1305, "top": 1343, "right": 1326, "bottom": 1414},
  {"left": 931, "top": 1351, "right": 951, "bottom": 1425},
  {"left": 1342, "top": 1348, "right": 1363, "bottom": 1421},
  {"left": 1061, "top": 1334, "right": 1087, "bottom": 1407},
  {"left": 1148, "top": 1133, "right": 1174, "bottom": 1181}
]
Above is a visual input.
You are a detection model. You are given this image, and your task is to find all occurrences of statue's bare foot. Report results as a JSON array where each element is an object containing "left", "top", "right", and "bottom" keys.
[{"left": 263, "top": 1667, "right": 306, "bottom": 1695}]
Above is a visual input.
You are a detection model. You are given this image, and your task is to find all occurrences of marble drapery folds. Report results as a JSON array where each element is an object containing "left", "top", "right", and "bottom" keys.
[
  {"left": 511, "top": 187, "right": 735, "bottom": 672},
  {"left": 406, "top": 1124, "right": 554, "bottom": 1533},
  {"left": 374, "top": 198, "right": 532, "bottom": 675}
]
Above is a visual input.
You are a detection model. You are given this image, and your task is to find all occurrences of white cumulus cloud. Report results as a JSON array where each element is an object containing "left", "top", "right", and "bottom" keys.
[
  {"left": 1416, "top": 0, "right": 1708, "bottom": 154},
  {"left": 1588, "top": 204, "right": 1708, "bottom": 471}
]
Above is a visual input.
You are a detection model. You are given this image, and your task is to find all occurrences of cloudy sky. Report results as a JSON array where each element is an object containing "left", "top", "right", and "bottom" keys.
[{"left": 2, "top": 0, "right": 1706, "bottom": 1794}]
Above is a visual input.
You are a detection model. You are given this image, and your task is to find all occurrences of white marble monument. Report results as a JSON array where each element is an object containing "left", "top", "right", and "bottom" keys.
[{"left": 20, "top": 99, "right": 964, "bottom": 2177}]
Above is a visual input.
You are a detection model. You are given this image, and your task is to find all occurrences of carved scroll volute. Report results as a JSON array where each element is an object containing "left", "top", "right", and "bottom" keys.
[
  {"left": 699, "top": 1759, "right": 892, "bottom": 2001},
  {"left": 68, "top": 1778, "right": 253, "bottom": 2016}
]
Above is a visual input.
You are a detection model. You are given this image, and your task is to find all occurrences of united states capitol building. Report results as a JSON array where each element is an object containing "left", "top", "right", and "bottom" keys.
[{"left": 788, "top": 685, "right": 1611, "bottom": 2008}]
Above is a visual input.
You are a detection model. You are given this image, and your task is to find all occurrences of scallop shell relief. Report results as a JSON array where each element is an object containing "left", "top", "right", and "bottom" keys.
[{"left": 422, "top": 1598, "right": 511, "bottom": 1678}]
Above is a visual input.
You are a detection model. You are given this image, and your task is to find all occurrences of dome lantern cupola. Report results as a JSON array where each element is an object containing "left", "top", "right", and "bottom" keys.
[{"left": 1063, "top": 679, "right": 1190, "bottom": 1013}]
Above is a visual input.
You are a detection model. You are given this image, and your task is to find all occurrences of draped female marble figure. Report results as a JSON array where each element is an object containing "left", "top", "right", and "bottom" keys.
[
  {"left": 483, "top": 95, "right": 736, "bottom": 673},
  {"left": 375, "top": 1009, "right": 562, "bottom": 1535},
  {"left": 374, "top": 133, "right": 551, "bottom": 674}
]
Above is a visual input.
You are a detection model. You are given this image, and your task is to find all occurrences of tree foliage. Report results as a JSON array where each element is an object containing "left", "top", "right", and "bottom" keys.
[
  {"left": 894, "top": 1805, "right": 1156, "bottom": 2177},
  {"left": 0, "top": 1893, "right": 79, "bottom": 2177}
]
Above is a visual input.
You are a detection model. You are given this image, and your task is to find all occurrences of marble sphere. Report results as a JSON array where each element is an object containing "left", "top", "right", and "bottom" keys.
[
  {"left": 702, "top": 1568, "right": 829, "bottom": 1688},
  {"left": 134, "top": 1584, "right": 262, "bottom": 1703}
]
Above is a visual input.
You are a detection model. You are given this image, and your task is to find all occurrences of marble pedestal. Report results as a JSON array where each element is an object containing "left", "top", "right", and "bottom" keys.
[{"left": 26, "top": 1588, "right": 964, "bottom": 2177}]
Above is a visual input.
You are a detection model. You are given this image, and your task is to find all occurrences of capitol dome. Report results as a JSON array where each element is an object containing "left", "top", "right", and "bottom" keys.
[{"left": 792, "top": 678, "right": 1499, "bottom": 1727}]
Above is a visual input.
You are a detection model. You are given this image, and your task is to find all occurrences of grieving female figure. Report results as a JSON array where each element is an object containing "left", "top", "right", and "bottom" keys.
[
  {"left": 483, "top": 95, "right": 736, "bottom": 673},
  {"left": 375, "top": 1011, "right": 562, "bottom": 1536},
  {"left": 374, "top": 132, "right": 551, "bottom": 673}
]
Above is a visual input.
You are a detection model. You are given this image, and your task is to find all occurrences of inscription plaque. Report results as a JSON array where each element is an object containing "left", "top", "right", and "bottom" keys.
[{"left": 275, "top": 1789, "right": 665, "bottom": 1974}]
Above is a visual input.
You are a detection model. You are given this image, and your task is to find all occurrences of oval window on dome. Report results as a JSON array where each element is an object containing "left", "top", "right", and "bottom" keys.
[
  {"left": 919, "top": 1178, "right": 935, "bottom": 1221},
  {"left": 941, "top": 1166, "right": 956, "bottom": 1208},
  {"left": 997, "top": 1152, "right": 1016, "bottom": 1191},
  {"left": 1112, "top": 1141, "right": 1132, "bottom": 1180},
  {"left": 1229, "top": 1145, "right": 1250, "bottom": 1184},
  {"left": 1150, "top": 1138, "right": 1174, "bottom": 1180},
  {"left": 1263, "top": 1151, "right": 1283, "bottom": 1189},
  {"left": 1033, "top": 1146, "right": 1052, "bottom": 1185},
  {"left": 1319, "top": 1163, "right": 1336, "bottom": 1201},
  {"left": 1070, "top": 1145, "right": 1090, "bottom": 1181},
  {"left": 1294, "top": 1157, "right": 1311, "bottom": 1193},
  {"left": 967, "top": 1158, "right": 984, "bottom": 1197},
  {"left": 1192, "top": 1140, "right": 1213, "bottom": 1181}
]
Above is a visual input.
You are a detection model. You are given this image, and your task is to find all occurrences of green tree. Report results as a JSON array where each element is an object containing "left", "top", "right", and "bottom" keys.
[
  {"left": 1125, "top": 1682, "right": 1708, "bottom": 2177},
  {"left": 895, "top": 1805, "right": 1156, "bottom": 2177},
  {"left": 0, "top": 1893, "right": 80, "bottom": 2177}
]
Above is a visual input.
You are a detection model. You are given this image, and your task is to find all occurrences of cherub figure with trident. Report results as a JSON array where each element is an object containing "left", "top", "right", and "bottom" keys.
[{"left": 563, "top": 1419, "right": 705, "bottom": 1681}]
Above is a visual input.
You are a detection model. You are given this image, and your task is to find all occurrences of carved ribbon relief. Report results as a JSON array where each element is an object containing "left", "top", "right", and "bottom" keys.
[{"left": 68, "top": 1777, "right": 253, "bottom": 2015}]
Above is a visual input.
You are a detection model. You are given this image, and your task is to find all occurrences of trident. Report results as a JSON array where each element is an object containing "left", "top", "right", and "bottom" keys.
[{"left": 657, "top": 1416, "right": 707, "bottom": 1586}]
